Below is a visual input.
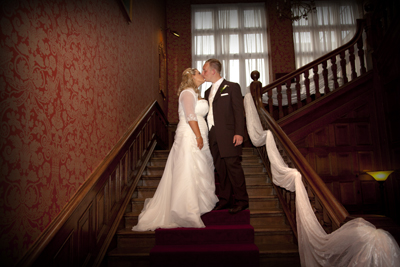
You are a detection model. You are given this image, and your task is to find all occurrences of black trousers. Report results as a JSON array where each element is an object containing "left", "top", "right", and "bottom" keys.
[{"left": 209, "top": 127, "right": 249, "bottom": 206}]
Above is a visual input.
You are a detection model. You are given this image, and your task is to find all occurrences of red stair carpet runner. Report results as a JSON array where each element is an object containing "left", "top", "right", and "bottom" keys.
[{"left": 150, "top": 209, "right": 259, "bottom": 267}]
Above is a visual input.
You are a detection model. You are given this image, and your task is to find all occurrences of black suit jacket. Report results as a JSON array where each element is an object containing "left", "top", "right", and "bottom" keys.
[{"left": 205, "top": 79, "right": 245, "bottom": 158}]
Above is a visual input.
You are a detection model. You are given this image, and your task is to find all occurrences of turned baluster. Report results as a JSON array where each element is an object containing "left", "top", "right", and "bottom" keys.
[
  {"left": 322, "top": 61, "right": 330, "bottom": 95},
  {"left": 277, "top": 84, "right": 283, "bottom": 119},
  {"left": 349, "top": 46, "right": 357, "bottom": 80},
  {"left": 286, "top": 80, "right": 293, "bottom": 114},
  {"left": 268, "top": 90, "right": 273, "bottom": 115},
  {"left": 340, "top": 51, "right": 348, "bottom": 84},
  {"left": 290, "top": 192, "right": 296, "bottom": 214},
  {"left": 313, "top": 65, "right": 320, "bottom": 99},
  {"left": 357, "top": 38, "right": 366, "bottom": 74},
  {"left": 331, "top": 56, "right": 339, "bottom": 89},
  {"left": 304, "top": 70, "right": 311, "bottom": 104},
  {"left": 295, "top": 74, "right": 302, "bottom": 109}
]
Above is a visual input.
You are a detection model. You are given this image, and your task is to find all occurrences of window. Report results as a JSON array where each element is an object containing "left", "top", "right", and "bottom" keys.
[
  {"left": 192, "top": 3, "right": 269, "bottom": 96},
  {"left": 292, "top": 1, "right": 361, "bottom": 68}
]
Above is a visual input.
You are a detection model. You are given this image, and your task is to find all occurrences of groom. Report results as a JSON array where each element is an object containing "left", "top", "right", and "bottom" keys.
[{"left": 202, "top": 58, "right": 249, "bottom": 214}]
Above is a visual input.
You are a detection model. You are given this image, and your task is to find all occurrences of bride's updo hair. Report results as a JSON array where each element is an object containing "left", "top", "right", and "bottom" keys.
[{"left": 177, "top": 68, "right": 200, "bottom": 96}]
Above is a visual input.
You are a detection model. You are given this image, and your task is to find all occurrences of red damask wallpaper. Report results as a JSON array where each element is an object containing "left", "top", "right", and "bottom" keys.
[
  {"left": 266, "top": 0, "right": 296, "bottom": 76},
  {"left": 166, "top": 0, "right": 192, "bottom": 123},
  {"left": 0, "top": 0, "right": 165, "bottom": 264}
]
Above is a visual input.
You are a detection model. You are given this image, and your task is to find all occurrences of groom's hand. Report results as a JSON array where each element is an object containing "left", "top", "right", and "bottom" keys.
[{"left": 233, "top": 135, "right": 243, "bottom": 146}]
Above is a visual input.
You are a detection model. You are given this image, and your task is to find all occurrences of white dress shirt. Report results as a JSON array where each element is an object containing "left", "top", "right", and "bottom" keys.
[{"left": 207, "top": 78, "right": 224, "bottom": 129}]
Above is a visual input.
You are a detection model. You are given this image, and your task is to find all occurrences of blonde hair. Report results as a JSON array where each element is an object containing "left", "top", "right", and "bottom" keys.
[{"left": 177, "top": 68, "right": 201, "bottom": 96}]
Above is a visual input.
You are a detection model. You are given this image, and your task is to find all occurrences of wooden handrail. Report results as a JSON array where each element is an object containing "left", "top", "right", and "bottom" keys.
[{"left": 255, "top": 19, "right": 367, "bottom": 121}]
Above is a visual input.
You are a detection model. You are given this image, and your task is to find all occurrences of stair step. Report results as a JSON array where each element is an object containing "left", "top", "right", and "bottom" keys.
[
  {"left": 132, "top": 186, "right": 157, "bottom": 198},
  {"left": 245, "top": 173, "right": 271, "bottom": 184},
  {"left": 249, "top": 196, "right": 280, "bottom": 210},
  {"left": 242, "top": 148, "right": 257, "bottom": 155},
  {"left": 202, "top": 209, "right": 250, "bottom": 225},
  {"left": 137, "top": 176, "right": 161, "bottom": 187},
  {"left": 258, "top": 243, "right": 301, "bottom": 267},
  {"left": 107, "top": 248, "right": 150, "bottom": 267},
  {"left": 258, "top": 242, "right": 299, "bottom": 254},
  {"left": 155, "top": 224, "right": 254, "bottom": 245},
  {"left": 242, "top": 163, "right": 265, "bottom": 174},
  {"left": 145, "top": 166, "right": 164, "bottom": 176},
  {"left": 126, "top": 209, "right": 252, "bottom": 229},
  {"left": 152, "top": 150, "right": 169, "bottom": 158},
  {"left": 125, "top": 212, "right": 140, "bottom": 228},
  {"left": 254, "top": 227, "right": 295, "bottom": 245},
  {"left": 250, "top": 210, "right": 287, "bottom": 227},
  {"left": 147, "top": 158, "right": 167, "bottom": 166},
  {"left": 131, "top": 199, "right": 146, "bottom": 213},
  {"left": 117, "top": 229, "right": 155, "bottom": 251},
  {"left": 241, "top": 154, "right": 261, "bottom": 164},
  {"left": 246, "top": 184, "right": 275, "bottom": 195},
  {"left": 150, "top": 243, "right": 259, "bottom": 267}
]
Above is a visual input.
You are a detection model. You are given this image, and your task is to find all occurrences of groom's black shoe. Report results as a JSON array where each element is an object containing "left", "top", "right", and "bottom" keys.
[
  {"left": 229, "top": 204, "right": 249, "bottom": 214},
  {"left": 213, "top": 203, "right": 229, "bottom": 210}
]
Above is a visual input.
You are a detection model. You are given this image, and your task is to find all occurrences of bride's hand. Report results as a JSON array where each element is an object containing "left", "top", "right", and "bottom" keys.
[{"left": 196, "top": 136, "right": 203, "bottom": 150}]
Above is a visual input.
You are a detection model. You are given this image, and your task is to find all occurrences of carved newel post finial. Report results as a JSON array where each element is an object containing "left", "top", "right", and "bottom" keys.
[
  {"left": 251, "top": 71, "right": 260, "bottom": 81},
  {"left": 250, "top": 71, "right": 262, "bottom": 109}
]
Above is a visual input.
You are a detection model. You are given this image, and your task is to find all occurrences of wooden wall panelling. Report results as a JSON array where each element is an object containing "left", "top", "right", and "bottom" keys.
[
  {"left": 334, "top": 123, "right": 351, "bottom": 146},
  {"left": 336, "top": 152, "right": 353, "bottom": 175},
  {"left": 339, "top": 181, "right": 358, "bottom": 206},
  {"left": 77, "top": 203, "right": 94, "bottom": 266},
  {"left": 357, "top": 151, "right": 375, "bottom": 173},
  {"left": 53, "top": 230, "right": 74, "bottom": 266},
  {"left": 109, "top": 168, "right": 117, "bottom": 214},
  {"left": 95, "top": 183, "right": 107, "bottom": 243},
  {"left": 314, "top": 126, "right": 330, "bottom": 147},
  {"left": 315, "top": 153, "right": 331, "bottom": 176}
]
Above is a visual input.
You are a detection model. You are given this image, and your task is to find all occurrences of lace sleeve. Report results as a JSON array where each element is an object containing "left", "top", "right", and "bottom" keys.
[{"left": 180, "top": 89, "right": 198, "bottom": 123}]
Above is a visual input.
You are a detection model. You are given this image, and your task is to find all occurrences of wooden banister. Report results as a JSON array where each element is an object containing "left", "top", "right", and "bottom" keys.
[{"left": 258, "top": 19, "right": 367, "bottom": 121}]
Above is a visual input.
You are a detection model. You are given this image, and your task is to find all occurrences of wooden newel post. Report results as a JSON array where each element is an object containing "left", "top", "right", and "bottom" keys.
[{"left": 250, "top": 71, "right": 263, "bottom": 109}]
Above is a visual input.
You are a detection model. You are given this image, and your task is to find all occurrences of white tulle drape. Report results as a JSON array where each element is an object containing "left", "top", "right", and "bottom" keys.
[{"left": 244, "top": 93, "right": 400, "bottom": 266}]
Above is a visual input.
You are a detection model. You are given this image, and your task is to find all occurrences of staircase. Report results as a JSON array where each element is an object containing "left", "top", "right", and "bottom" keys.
[{"left": 107, "top": 148, "right": 300, "bottom": 266}]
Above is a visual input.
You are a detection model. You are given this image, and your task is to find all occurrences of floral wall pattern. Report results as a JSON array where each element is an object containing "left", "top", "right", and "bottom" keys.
[
  {"left": 266, "top": 0, "right": 296, "bottom": 77},
  {"left": 0, "top": 0, "right": 165, "bottom": 264},
  {"left": 166, "top": 0, "right": 192, "bottom": 123}
]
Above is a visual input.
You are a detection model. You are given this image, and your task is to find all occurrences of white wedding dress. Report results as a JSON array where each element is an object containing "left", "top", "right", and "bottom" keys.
[{"left": 132, "top": 88, "right": 218, "bottom": 231}]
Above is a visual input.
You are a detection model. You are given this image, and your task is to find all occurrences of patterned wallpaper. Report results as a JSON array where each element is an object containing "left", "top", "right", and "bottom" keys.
[
  {"left": 166, "top": 0, "right": 192, "bottom": 123},
  {"left": 0, "top": 0, "right": 165, "bottom": 264},
  {"left": 166, "top": 0, "right": 295, "bottom": 123},
  {"left": 266, "top": 0, "right": 296, "bottom": 77}
]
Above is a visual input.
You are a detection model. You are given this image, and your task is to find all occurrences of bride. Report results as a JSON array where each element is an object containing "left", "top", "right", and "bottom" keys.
[{"left": 132, "top": 68, "right": 218, "bottom": 231}]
